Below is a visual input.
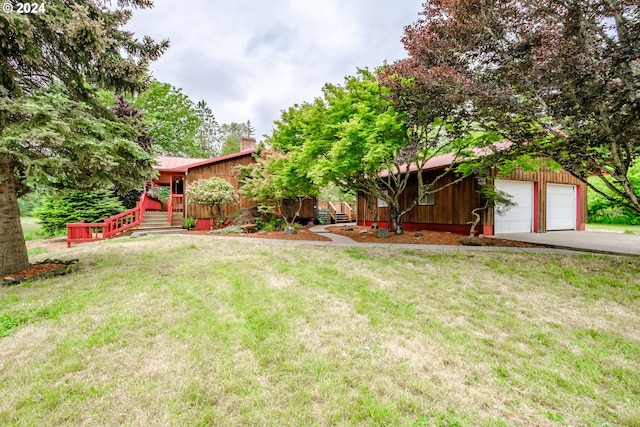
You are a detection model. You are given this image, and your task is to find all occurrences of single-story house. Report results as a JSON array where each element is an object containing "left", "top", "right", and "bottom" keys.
[
  {"left": 152, "top": 138, "right": 316, "bottom": 230},
  {"left": 357, "top": 152, "right": 588, "bottom": 235}
]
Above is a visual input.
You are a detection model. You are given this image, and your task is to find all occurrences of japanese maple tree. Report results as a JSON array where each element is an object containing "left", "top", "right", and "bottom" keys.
[{"left": 387, "top": 0, "right": 640, "bottom": 214}]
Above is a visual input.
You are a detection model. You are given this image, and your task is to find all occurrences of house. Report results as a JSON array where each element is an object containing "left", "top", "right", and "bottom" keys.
[
  {"left": 67, "top": 138, "right": 316, "bottom": 245},
  {"left": 356, "top": 152, "right": 588, "bottom": 235},
  {"left": 152, "top": 138, "right": 316, "bottom": 230}
]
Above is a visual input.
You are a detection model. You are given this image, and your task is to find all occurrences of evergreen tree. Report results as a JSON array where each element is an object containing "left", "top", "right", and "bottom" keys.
[
  {"left": 195, "top": 100, "right": 222, "bottom": 157},
  {"left": 0, "top": 0, "right": 168, "bottom": 275}
]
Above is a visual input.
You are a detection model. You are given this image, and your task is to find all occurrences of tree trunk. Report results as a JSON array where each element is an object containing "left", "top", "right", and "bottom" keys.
[
  {"left": 0, "top": 155, "right": 30, "bottom": 276},
  {"left": 389, "top": 205, "right": 404, "bottom": 235}
]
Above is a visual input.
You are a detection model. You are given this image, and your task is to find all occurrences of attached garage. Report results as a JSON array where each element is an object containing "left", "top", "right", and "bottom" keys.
[
  {"left": 494, "top": 180, "right": 534, "bottom": 234},
  {"left": 546, "top": 184, "right": 577, "bottom": 231}
]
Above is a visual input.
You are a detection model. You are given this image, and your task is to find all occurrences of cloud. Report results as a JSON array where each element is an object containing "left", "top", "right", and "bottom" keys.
[{"left": 126, "top": 0, "right": 424, "bottom": 139}]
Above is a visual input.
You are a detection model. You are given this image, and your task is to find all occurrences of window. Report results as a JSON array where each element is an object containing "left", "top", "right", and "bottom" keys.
[
  {"left": 419, "top": 185, "right": 435, "bottom": 206},
  {"left": 377, "top": 190, "right": 388, "bottom": 207}
]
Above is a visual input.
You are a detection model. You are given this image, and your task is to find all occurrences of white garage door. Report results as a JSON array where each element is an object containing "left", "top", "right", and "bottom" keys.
[
  {"left": 546, "top": 184, "right": 576, "bottom": 231},
  {"left": 494, "top": 180, "right": 533, "bottom": 234}
]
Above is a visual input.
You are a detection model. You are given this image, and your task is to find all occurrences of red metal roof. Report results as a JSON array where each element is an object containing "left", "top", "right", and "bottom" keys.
[
  {"left": 156, "top": 149, "right": 257, "bottom": 173},
  {"left": 379, "top": 141, "right": 512, "bottom": 177},
  {"left": 168, "top": 149, "right": 257, "bottom": 172},
  {"left": 157, "top": 156, "right": 208, "bottom": 172}
]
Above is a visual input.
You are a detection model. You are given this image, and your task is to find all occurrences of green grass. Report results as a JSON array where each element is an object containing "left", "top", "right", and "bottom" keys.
[
  {"left": 586, "top": 223, "right": 640, "bottom": 234},
  {"left": 1, "top": 236, "right": 639, "bottom": 426},
  {"left": 20, "top": 217, "right": 45, "bottom": 241}
]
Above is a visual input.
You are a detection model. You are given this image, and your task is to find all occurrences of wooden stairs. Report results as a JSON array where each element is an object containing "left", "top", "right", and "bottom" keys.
[
  {"left": 137, "top": 211, "right": 184, "bottom": 233},
  {"left": 317, "top": 208, "right": 352, "bottom": 224},
  {"left": 335, "top": 212, "right": 351, "bottom": 223}
]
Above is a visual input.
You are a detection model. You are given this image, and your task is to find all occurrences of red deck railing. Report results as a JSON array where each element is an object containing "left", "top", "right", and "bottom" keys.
[{"left": 66, "top": 191, "right": 162, "bottom": 247}]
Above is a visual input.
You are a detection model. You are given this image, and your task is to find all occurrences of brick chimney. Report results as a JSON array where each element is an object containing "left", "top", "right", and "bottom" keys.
[{"left": 240, "top": 137, "right": 257, "bottom": 152}]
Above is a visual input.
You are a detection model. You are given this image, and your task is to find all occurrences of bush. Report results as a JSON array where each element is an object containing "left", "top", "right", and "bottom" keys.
[
  {"left": 17, "top": 193, "right": 42, "bottom": 217},
  {"left": 34, "top": 190, "right": 125, "bottom": 237},
  {"left": 182, "top": 217, "right": 197, "bottom": 230},
  {"left": 588, "top": 165, "right": 640, "bottom": 225}
]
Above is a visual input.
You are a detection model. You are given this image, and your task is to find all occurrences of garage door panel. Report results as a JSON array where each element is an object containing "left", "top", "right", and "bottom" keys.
[
  {"left": 547, "top": 184, "right": 576, "bottom": 231},
  {"left": 495, "top": 180, "right": 533, "bottom": 234}
]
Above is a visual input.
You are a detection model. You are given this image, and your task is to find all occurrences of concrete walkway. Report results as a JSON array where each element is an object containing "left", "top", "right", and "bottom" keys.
[
  {"left": 491, "top": 230, "right": 640, "bottom": 256},
  {"left": 307, "top": 223, "right": 588, "bottom": 255}
]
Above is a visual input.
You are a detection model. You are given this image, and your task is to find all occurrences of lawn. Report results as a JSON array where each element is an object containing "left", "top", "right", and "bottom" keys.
[
  {"left": 586, "top": 223, "right": 640, "bottom": 234},
  {"left": 19, "top": 217, "right": 45, "bottom": 241},
  {"left": 1, "top": 235, "right": 639, "bottom": 426}
]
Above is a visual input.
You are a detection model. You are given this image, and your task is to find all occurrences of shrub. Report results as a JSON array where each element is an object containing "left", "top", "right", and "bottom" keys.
[
  {"left": 34, "top": 190, "right": 125, "bottom": 237},
  {"left": 185, "top": 178, "right": 238, "bottom": 228},
  {"left": 182, "top": 217, "right": 197, "bottom": 230},
  {"left": 588, "top": 165, "right": 640, "bottom": 225}
]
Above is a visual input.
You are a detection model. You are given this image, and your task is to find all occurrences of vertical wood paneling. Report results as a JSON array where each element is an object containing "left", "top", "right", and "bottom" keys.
[
  {"left": 184, "top": 155, "right": 256, "bottom": 219},
  {"left": 359, "top": 165, "right": 588, "bottom": 231}
]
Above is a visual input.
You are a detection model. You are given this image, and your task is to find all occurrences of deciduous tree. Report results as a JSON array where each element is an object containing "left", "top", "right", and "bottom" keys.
[
  {"left": 389, "top": 0, "right": 640, "bottom": 214},
  {"left": 133, "top": 80, "right": 203, "bottom": 157},
  {"left": 185, "top": 177, "right": 238, "bottom": 228},
  {"left": 270, "top": 69, "right": 474, "bottom": 234},
  {"left": 237, "top": 150, "right": 318, "bottom": 227}
]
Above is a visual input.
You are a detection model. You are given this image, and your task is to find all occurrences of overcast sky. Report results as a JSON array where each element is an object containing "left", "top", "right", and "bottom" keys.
[{"left": 126, "top": 0, "right": 424, "bottom": 140}]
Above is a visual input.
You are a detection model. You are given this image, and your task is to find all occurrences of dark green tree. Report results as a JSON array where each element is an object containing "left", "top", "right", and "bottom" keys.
[
  {"left": 194, "top": 100, "right": 222, "bottom": 157},
  {"left": 0, "top": 0, "right": 168, "bottom": 275},
  {"left": 34, "top": 190, "right": 126, "bottom": 237}
]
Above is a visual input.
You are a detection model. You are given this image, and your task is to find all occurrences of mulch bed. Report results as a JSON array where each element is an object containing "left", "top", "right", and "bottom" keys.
[
  {"left": 2, "top": 259, "right": 79, "bottom": 286},
  {"left": 186, "top": 228, "right": 332, "bottom": 242},
  {"left": 326, "top": 225, "right": 548, "bottom": 248}
]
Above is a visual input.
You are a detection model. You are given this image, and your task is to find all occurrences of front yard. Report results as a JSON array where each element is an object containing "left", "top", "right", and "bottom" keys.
[{"left": 1, "top": 235, "right": 639, "bottom": 426}]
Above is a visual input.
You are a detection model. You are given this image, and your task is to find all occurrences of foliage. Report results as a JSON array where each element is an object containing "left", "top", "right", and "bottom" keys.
[
  {"left": 194, "top": 100, "right": 222, "bottom": 158},
  {"left": 237, "top": 151, "right": 317, "bottom": 226},
  {"left": 319, "top": 182, "right": 356, "bottom": 203},
  {"left": 34, "top": 190, "right": 125, "bottom": 237},
  {"left": 588, "top": 163, "right": 640, "bottom": 224},
  {"left": 17, "top": 193, "right": 42, "bottom": 217},
  {"left": 220, "top": 121, "right": 255, "bottom": 156},
  {"left": 388, "top": 0, "right": 640, "bottom": 214},
  {"left": 268, "top": 69, "right": 478, "bottom": 234},
  {"left": 132, "top": 80, "right": 204, "bottom": 157},
  {"left": 185, "top": 177, "right": 238, "bottom": 228},
  {"left": 182, "top": 217, "right": 197, "bottom": 230},
  {"left": 0, "top": 0, "right": 167, "bottom": 275}
]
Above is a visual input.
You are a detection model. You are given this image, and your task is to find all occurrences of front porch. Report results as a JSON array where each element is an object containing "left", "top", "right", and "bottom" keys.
[{"left": 66, "top": 156, "right": 206, "bottom": 246}]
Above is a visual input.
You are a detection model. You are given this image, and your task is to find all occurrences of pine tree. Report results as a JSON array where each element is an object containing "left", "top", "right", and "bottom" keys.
[{"left": 0, "top": 1, "right": 168, "bottom": 275}]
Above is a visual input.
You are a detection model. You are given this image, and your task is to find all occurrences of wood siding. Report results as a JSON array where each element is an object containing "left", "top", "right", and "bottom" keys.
[
  {"left": 357, "top": 166, "right": 588, "bottom": 233},
  {"left": 184, "top": 154, "right": 256, "bottom": 219},
  {"left": 358, "top": 171, "right": 482, "bottom": 227}
]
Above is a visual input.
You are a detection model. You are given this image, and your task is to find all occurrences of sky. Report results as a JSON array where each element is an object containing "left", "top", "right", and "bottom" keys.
[{"left": 126, "top": 0, "right": 424, "bottom": 140}]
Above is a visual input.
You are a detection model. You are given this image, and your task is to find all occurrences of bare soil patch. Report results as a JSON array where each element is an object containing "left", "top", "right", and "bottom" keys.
[
  {"left": 186, "top": 228, "right": 332, "bottom": 242},
  {"left": 326, "top": 225, "right": 548, "bottom": 248}
]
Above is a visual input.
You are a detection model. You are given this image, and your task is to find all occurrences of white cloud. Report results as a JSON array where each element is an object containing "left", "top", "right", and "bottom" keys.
[{"left": 126, "top": 0, "right": 424, "bottom": 139}]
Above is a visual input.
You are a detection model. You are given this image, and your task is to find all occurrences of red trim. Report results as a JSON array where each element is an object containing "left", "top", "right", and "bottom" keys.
[
  {"left": 533, "top": 181, "right": 539, "bottom": 232},
  {"left": 196, "top": 218, "right": 210, "bottom": 231},
  {"left": 576, "top": 185, "right": 582, "bottom": 230},
  {"left": 357, "top": 220, "right": 472, "bottom": 235},
  {"left": 169, "top": 149, "right": 257, "bottom": 172},
  {"left": 481, "top": 225, "right": 494, "bottom": 236}
]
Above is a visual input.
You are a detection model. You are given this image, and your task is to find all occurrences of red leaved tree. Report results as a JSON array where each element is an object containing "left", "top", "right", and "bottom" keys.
[{"left": 386, "top": 0, "right": 640, "bottom": 214}]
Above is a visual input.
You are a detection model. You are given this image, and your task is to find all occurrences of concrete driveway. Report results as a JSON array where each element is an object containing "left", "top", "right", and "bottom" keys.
[{"left": 492, "top": 231, "right": 640, "bottom": 256}]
